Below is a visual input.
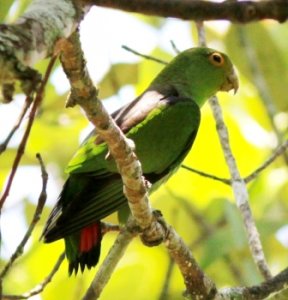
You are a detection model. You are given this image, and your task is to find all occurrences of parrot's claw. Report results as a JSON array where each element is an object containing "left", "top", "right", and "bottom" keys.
[
  {"left": 140, "top": 210, "right": 168, "bottom": 247},
  {"left": 105, "top": 151, "right": 112, "bottom": 160}
]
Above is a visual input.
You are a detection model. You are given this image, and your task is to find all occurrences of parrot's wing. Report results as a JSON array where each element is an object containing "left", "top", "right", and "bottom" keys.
[
  {"left": 42, "top": 173, "right": 124, "bottom": 241},
  {"left": 113, "top": 86, "right": 180, "bottom": 133},
  {"left": 65, "top": 85, "right": 180, "bottom": 174}
]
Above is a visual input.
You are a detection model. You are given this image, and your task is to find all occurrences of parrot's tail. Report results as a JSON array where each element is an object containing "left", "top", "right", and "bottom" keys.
[{"left": 65, "top": 221, "right": 102, "bottom": 275}]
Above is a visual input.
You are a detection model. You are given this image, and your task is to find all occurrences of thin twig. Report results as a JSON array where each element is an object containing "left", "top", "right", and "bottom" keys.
[
  {"left": 196, "top": 21, "right": 206, "bottom": 46},
  {"left": 181, "top": 164, "right": 231, "bottom": 185},
  {"left": 244, "top": 139, "right": 288, "bottom": 183},
  {"left": 170, "top": 40, "right": 180, "bottom": 54},
  {"left": 2, "top": 253, "right": 65, "bottom": 300},
  {"left": 0, "top": 154, "right": 48, "bottom": 281},
  {"left": 0, "top": 56, "right": 57, "bottom": 211},
  {"left": 196, "top": 22, "right": 272, "bottom": 280},
  {"left": 0, "top": 96, "right": 33, "bottom": 155},
  {"left": 182, "top": 139, "right": 288, "bottom": 185},
  {"left": 122, "top": 45, "right": 168, "bottom": 65}
]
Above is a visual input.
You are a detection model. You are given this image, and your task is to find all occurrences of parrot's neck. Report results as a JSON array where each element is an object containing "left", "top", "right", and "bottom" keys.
[
  {"left": 173, "top": 82, "right": 210, "bottom": 108},
  {"left": 150, "top": 78, "right": 211, "bottom": 109}
]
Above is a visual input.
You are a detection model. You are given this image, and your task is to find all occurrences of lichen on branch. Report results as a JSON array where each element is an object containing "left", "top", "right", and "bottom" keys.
[{"left": 0, "top": 0, "right": 87, "bottom": 97}]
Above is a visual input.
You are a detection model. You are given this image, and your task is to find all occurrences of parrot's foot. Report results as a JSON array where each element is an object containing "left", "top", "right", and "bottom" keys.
[{"left": 140, "top": 210, "right": 168, "bottom": 247}]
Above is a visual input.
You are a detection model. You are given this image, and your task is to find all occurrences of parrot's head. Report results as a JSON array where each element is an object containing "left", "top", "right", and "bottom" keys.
[{"left": 152, "top": 47, "right": 239, "bottom": 107}]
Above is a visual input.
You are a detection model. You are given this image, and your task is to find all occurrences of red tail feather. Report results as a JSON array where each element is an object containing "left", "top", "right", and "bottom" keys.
[{"left": 79, "top": 223, "right": 101, "bottom": 253}]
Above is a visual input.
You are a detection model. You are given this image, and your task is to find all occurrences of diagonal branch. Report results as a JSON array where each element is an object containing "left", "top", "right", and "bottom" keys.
[
  {"left": 2, "top": 253, "right": 65, "bottom": 300},
  {"left": 0, "top": 154, "right": 48, "bottom": 282},
  {"left": 196, "top": 22, "right": 272, "bottom": 281},
  {"left": 209, "top": 95, "right": 272, "bottom": 281},
  {"left": 164, "top": 221, "right": 216, "bottom": 299},
  {"left": 122, "top": 45, "right": 168, "bottom": 65},
  {"left": 0, "top": 56, "right": 57, "bottom": 211},
  {"left": 59, "top": 30, "right": 164, "bottom": 244},
  {"left": 0, "top": 95, "right": 33, "bottom": 155},
  {"left": 59, "top": 30, "right": 216, "bottom": 300}
]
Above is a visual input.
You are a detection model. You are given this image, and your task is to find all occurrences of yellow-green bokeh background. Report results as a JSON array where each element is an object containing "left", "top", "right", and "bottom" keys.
[{"left": 0, "top": 1, "right": 288, "bottom": 299}]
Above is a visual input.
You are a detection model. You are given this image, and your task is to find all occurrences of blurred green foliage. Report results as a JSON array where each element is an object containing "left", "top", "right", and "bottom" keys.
[{"left": 0, "top": 2, "right": 288, "bottom": 300}]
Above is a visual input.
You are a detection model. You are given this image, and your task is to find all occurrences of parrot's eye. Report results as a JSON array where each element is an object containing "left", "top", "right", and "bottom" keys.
[{"left": 209, "top": 52, "right": 224, "bottom": 67}]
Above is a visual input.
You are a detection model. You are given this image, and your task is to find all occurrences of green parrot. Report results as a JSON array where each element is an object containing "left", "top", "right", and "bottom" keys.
[{"left": 42, "top": 47, "right": 238, "bottom": 275}]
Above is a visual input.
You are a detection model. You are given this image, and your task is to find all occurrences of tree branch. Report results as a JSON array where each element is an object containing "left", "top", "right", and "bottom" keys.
[
  {"left": 88, "top": 0, "right": 288, "bottom": 23},
  {"left": 59, "top": 30, "right": 165, "bottom": 245},
  {"left": 164, "top": 220, "right": 216, "bottom": 299},
  {"left": 59, "top": 30, "right": 218, "bottom": 299},
  {"left": 217, "top": 267, "right": 288, "bottom": 299},
  {"left": 122, "top": 45, "right": 168, "bottom": 65}
]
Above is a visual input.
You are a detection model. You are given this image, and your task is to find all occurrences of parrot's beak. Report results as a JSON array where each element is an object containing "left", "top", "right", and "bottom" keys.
[{"left": 221, "top": 68, "right": 239, "bottom": 95}]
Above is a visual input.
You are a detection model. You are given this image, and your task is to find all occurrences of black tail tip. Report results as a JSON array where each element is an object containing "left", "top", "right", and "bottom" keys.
[{"left": 68, "top": 244, "right": 101, "bottom": 276}]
